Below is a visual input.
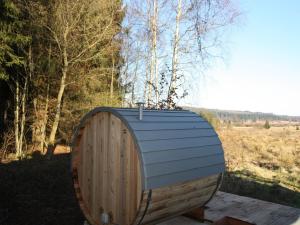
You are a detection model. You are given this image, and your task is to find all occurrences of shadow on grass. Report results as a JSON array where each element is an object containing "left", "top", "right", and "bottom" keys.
[
  {"left": 1, "top": 154, "right": 299, "bottom": 225},
  {"left": 220, "top": 170, "right": 300, "bottom": 208},
  {"left": 0, "top": 152, "right": 84, "bottom": 225}
]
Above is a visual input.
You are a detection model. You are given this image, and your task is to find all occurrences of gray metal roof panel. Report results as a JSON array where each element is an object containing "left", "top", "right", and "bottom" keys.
[
  {"left": 146, "top": 164, "right": 225, "bottom": 189},
  {"left": 123, "top": 115, "right": 204, "bottom": 122},
  {"left": 142, "top": 145, "right": 223, "bottom": 164},
  {"left": 72, "top": 107, "right": 225, "bottom": 190},
  {"left": 115, "top": 107, "right": 225, "bottom": 189},
  {"left": 134, "top": 129, "right": 217, "bottom": 141},
  {"left": 129, "top": 121, "right": 212, "bottom": 131},
  {"left": 139, "top": 136, "right": 221, "bottom": 152},
  {"left": 146, "top": 154, "right": 225, "bottom": 177}
]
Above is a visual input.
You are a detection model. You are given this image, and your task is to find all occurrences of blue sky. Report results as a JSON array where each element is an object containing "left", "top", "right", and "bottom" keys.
[{"left": 185, "top": 0, "right": 300, "bottom": 116}]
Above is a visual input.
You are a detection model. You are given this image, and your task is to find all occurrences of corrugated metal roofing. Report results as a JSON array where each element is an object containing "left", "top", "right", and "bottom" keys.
[{"left": 74, "top": 107, "right": 225, "bottom": 190}]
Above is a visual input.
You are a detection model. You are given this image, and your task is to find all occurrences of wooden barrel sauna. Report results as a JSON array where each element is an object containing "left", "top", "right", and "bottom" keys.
[{"left": 71, "top": 107, "right": 225, "bottom": 225}]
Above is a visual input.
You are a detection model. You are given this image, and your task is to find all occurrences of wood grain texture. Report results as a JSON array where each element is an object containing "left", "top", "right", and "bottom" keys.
[
  {"left": 139, "top": 175, "right": 219, "bottom": 225},
  {"left": 72, "top": 112, "right": 142, "bottom": 225},
  {"left": 158, "top": 192, "right": 300, "bottom": 225},
  {"left": 205, "top": 192, "right": 300, "bottom": 225}
]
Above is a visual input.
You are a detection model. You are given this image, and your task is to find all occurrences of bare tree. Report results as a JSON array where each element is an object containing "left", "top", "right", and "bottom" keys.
[
  {"left": 122, "top": 0, "right": 164, "bottom": 107},
  {"left": 123, "top": 0, "right": 239, "bottom": 109},
  {"left": 14, "top": 63, "right": 29, "bottom": 158},
  {"left": 147, "top": 0, "right": 159, "bottom": 107},
  {"left": 167, "top": 0, "right": 182, "bottom": 108},
  {"left": 46, "top": 0, "right": 122, "bottom": 147},
  {"left": 110, "top": 54, "right": 115, "bottom": 103},
  {"left": 152, "top": 0, "right": 159, "bottom": 106},
  {"left": 14, "top": 75, "right": 20, "bottom": 156}
]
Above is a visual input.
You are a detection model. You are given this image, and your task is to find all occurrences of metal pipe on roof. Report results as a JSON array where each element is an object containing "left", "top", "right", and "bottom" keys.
[{"left": 136, "top": 102, "right": 145, "bottom": 120}]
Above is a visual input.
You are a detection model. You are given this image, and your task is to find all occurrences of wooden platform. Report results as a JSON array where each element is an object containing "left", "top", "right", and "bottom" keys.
[{"left": 158, "top": 192, "right": 300, "bottom": 225}]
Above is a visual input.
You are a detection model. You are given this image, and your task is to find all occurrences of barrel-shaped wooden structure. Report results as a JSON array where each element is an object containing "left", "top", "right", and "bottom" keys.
[{"left": 71, "top": 107, "right": 225, "bottom": 225}]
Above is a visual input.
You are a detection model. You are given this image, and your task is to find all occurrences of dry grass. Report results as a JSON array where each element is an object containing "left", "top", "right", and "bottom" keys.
[{"left": 218, "top": 124, "right": 300, "bottom": 204}]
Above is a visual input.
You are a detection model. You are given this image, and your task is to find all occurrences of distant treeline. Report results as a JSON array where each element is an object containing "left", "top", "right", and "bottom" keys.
[{"left": 186, "top": 107, "right": 300, "bottom": 122}]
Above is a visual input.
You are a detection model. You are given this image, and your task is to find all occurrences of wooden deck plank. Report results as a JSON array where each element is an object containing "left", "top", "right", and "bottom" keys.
[
  {"left": 158, "top": 192, "right": 300, "bottom": 225},
  {"left": 205, "top": 192, "right": 300, "bottom": 225},
  {"left": 157, "top": 216, "right": 207, "bottom": 225}
]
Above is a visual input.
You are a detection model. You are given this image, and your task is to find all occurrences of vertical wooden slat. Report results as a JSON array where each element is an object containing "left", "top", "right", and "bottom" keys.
[
  {"left": 120, "top": 124, "right": 126, "bottom": 224},
  {"left": 72, "top": 112, "right": 146, "bottom": 225},
  {"left": 107, "top": 113, "right": 113, "bottom": 219},
  {"left": 77, "top": 127, "right": 85, "bottom": 190},
  {"left": 103, "top": 112, "right": 109, "bottom": 217},
  {"left": 91, "top": 115, "right": 99, "bottom": 220},
  {"left": 130, "top": 136, "right": 136, "bottom": 220},
  {"left": 125, "top": 124, "right": 131, "bottom": 225},
  {"left": 108, "top": 115, "right": 121, "bottom": 223},
  {"left": 87, "top": 118, "right": 93, "bottom": 212},
  {"left": 107, "top": 114, "right": 114, "bottom": 221},
  {"left": 136, "top": 145, "right": 142, "bottom": 209},
  {"left": 81, "top": 122, "right": 88, "bottom": 205},
  {"left": 98, "top": 112, "right": 105, "bottom": 225}
]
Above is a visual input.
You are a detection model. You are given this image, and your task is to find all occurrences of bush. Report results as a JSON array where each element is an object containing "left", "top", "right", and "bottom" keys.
[
  {"left": 199, "top": 111, "right": 220, "bottom": 130},
  {"left": 264, "top": 120, "right": 270, "bottom": 129}
]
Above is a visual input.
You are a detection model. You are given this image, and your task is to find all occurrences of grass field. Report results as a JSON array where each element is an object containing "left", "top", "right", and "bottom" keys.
[{"left": 218, "top": 124, "right": 300, "bottom": 207}]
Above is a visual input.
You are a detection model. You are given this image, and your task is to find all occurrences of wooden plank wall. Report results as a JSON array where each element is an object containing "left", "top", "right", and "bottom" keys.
[
  {"left": 72, "top": 112, "right": 143, "bottom": 225},
  {"left": 139, "top": 175, "right": 219, "bottom": 224}
]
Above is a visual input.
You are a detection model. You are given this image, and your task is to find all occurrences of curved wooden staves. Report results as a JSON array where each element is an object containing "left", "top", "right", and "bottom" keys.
[{"left": 71, "top": 111, "right": 222, "bottom": 225}]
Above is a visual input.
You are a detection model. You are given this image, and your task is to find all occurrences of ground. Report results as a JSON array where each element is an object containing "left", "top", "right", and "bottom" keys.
[
  {"left": 218, "top": 124, "right": 300, "bottom": 208},
  {"left": 0, "top": 153, "right": 84, "bottom": 225}
]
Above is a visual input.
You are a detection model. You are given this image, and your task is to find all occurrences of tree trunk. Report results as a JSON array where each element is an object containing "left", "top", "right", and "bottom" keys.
[
  {"left": 18, "top": 75, "right": 28, "bottom": 157},
  {"left": 144, "top": 69, "right": 149, "bottom": 105},
  {"left": 153, "top": 0, "right": 159, "bottom": 107},
  {"left": 40, "top": 44, "right": 51, "bottom": 153},
  {"left": 18, "top": 45, "right": 32, "bottom": 155},
  {"left": 31, "top": 44, "right": 50, "bottom": 153},
  {"left": 48, "top": 68, "right": 66, "bottom": 145},
  {"left": 14, "top": 77, "right": 20, "bottom": 157},
  {"left": 167, "top": 0, "right": 182, "bottom": 108},
  {"left": 41, "top": 85, "right": 49, "bottom": 153},
  {"left": 147, "top": 0, "right": 153, "bottom": 106},
  {"left": 49, "top": 43, "right": 68, "bottom": 146},
  {"left": 148, "top": 0, "right": 159, "bottom": 107},
  {"left": 131, "top": 54, "right": 139, "bottom": 106},
  {"left": 110, "top": 55, "right": 115, "bottom": 103}
]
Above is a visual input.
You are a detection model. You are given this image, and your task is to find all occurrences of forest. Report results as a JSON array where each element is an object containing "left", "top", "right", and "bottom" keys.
[
  {"left": 0, "top": 0, "right": 238, "bottom": 159},
  {"left": 187, "top": 107, "right": 300, "bottom": 123}
]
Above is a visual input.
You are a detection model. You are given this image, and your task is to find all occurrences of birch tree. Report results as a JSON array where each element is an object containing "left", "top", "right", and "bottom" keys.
[
  {"left": 167, "top": 0, "right": 182, "bottom": 108},
  {"left": 122, "top": 0, "right": 165, "bottom": 107},
  {"left": 122, "top": 0, "right": 239, "bottom": 109},
  {"left": 152, "top": 0, "right": 159, "bottom": 106},
  {"left": 146, "top": 0, "right": 159, "bottom": 106}
]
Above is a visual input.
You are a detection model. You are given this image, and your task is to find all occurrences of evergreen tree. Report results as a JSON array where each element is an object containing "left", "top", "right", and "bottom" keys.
[
  {"left": 0, "top": 0, "right": 31, "bottom": 157},
  {"left": 0, "top": 0, "right": 30, "bottom": 80}
]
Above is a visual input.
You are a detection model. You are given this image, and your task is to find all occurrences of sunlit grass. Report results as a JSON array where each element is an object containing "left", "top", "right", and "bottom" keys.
[{"left": 217, "top": 125, "right": 300, "bottom": 207}]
